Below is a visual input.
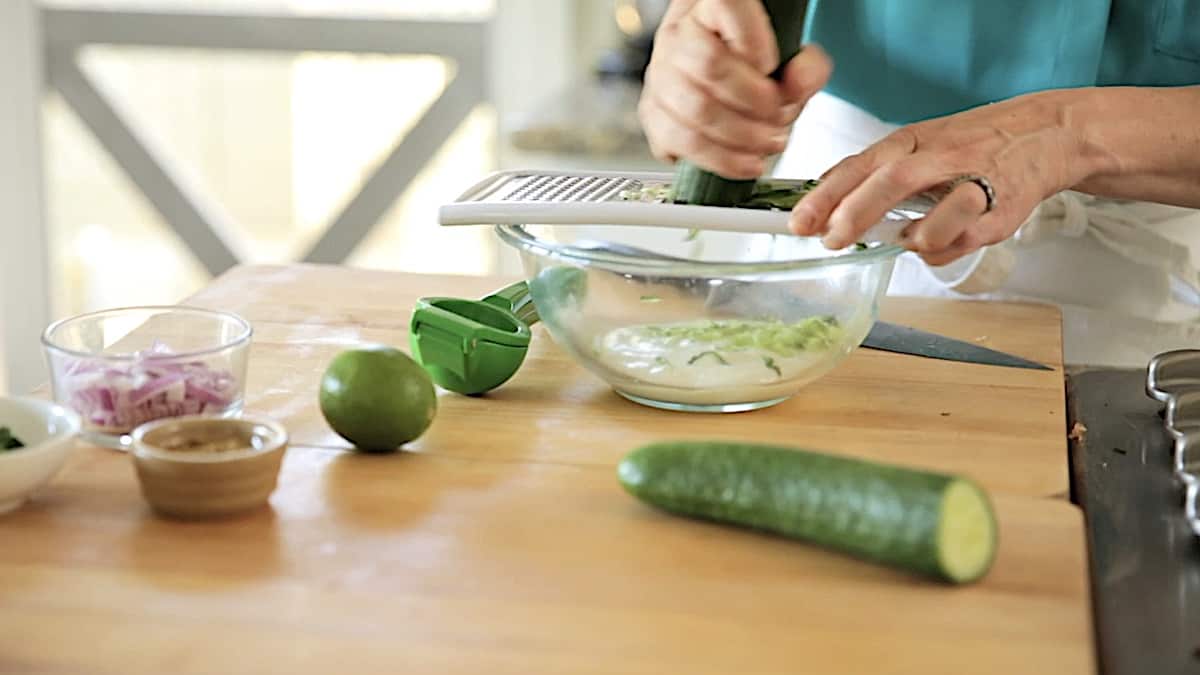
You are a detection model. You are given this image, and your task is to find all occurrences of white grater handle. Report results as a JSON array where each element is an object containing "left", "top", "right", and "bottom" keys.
[
  {"left": 440, "top": 201, "right": 791, "bottom": 234},
  {"left": 440, "top": 201, "right": 910, "bottom": 245}
]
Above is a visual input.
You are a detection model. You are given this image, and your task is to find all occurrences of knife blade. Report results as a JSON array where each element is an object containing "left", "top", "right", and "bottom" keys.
[{"left": 861, "top": 321, "right": 1052, "bottom": 370}]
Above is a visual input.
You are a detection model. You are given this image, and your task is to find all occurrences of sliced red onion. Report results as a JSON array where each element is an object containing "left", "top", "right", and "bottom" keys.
[{"left": 60, "top": 342, "right": 240, "bottom": 433}]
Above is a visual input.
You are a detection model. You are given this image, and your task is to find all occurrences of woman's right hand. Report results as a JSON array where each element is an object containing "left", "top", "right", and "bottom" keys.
[{"left": 637, "top": 0, "right": 833, "bottom": 179}]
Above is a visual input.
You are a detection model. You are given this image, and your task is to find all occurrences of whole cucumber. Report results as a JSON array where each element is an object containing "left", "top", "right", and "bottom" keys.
[{"left": 617, "top": 441, "right": 998, "bottom": 584}]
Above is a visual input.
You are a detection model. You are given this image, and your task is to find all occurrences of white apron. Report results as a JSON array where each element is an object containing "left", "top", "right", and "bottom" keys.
[{"left": 774, "top": 92, "right": 1200, "bottom": 368}]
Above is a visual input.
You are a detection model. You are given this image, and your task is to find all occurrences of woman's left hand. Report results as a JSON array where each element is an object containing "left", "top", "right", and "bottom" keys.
[{"left": 788, "top": 91, "right": 1107, "bottom": 265}]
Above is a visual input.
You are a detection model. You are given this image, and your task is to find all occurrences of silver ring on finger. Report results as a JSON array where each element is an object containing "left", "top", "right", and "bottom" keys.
[{"left": 946, "top": 174, "right": 996, "bottom": 214}]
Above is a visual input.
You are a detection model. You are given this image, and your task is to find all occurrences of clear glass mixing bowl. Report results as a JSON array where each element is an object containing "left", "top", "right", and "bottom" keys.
[{"left": 496, "top": 224, "right": 903, "bottom": 412}]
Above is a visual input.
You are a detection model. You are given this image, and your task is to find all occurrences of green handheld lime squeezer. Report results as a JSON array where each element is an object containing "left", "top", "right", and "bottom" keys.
[{"left": 409, "top": 281, "right": 539, "bottom": 395}]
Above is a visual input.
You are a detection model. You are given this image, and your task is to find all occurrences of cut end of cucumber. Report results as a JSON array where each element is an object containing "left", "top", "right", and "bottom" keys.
[
  {"left": 617, "top": 457, "right": 646, "bottom": 493},
  {"left": 936, "top": 480, "right": 998, "bottom": 584}
]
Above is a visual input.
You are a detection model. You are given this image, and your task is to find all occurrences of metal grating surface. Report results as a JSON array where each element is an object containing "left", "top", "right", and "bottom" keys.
[{"left": 496, "top": 174, "right": 641, "bottom": 203}]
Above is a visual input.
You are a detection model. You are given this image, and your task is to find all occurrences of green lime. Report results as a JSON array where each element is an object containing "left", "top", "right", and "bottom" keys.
[{"left": 319, "top": 345, "right": 437, "bottom": 452}]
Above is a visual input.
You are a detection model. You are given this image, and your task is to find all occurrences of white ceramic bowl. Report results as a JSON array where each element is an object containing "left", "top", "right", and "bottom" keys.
[{"left": 0, "top": 397, "right": 82, "bottom": 514}]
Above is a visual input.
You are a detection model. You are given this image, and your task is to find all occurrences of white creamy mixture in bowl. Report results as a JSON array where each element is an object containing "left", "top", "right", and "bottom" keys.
[{"left": 496, "top": 223, "right": 901, "bottom": 412}]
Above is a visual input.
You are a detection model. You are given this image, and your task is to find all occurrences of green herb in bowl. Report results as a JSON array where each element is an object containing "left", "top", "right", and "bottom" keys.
[{"left": 0, "top": 426, "right": 24, "bottom": 451}]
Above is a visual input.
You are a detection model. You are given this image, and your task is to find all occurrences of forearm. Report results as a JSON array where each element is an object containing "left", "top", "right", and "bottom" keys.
[{"left": 1061, "top": 85, "right": 1200, "bottom": 207}]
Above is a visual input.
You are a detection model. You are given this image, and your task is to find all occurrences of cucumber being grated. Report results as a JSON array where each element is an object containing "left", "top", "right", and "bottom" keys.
[{"left": 669, "top": 0, "right": 809, "bottom": 207}]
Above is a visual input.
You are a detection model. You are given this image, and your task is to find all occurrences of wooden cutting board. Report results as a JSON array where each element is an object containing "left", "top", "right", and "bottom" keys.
[
  {"left": 0, "top": 264, "right": 1092, "bottom": 674},
  {"left": 0, "top": 444, "right": 1092, "bottom": 675},
  {"left": 191, "top": 264, "right": 1069, "bottom": 499}
]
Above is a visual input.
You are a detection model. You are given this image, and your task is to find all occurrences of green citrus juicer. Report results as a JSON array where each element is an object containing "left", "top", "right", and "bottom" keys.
[{"left": 409, "top": 280, "right": 539, "bottom": 395}]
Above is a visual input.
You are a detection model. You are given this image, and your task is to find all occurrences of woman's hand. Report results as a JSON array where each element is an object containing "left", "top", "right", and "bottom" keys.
[
  {"left": 790, "top": 91, "right": 1113, "bottom": 265},
  {"left": 637, "top": 0, "right": 832, "bottom": 179}
]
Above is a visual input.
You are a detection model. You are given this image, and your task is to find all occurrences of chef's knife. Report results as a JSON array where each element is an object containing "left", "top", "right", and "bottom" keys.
[{"left": 862, "top": 321, "right": 1052, "bottom": 370}]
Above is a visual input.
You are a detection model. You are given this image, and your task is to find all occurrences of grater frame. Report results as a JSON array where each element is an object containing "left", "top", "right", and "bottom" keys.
[{"left": 438, "top": 169, "right": 939, "bottom": 245}]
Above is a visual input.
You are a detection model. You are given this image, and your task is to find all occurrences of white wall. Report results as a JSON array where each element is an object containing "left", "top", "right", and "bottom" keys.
[{"left": 0, "top": 0, "right": 51, "bottom": 394}]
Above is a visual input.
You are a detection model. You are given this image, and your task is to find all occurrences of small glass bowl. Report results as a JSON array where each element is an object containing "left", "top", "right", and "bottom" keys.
[{"left": 41, "top": 306, "right": 252, "bottom": 449}]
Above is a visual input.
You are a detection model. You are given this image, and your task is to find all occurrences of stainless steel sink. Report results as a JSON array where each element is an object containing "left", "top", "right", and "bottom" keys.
[{"left": 1067, "top": 366, "right": 1200, "bottom": 675}]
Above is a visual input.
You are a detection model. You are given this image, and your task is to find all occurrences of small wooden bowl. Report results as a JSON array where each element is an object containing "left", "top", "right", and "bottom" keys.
[{"left": 131, "top": 415, "right": 287, "bottom": 519}]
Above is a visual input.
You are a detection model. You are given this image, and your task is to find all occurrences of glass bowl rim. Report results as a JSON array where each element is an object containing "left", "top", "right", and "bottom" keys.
[
  {"left": 494, "top": 224, "right": 904, "bottom": 276},
  {"left": 41, "top": 305, "right": 253, "bottom": 362}
]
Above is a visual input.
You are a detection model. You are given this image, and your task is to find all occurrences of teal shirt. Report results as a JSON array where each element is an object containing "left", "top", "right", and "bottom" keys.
[{"left": 803, "top": 0, "right": 1200, "bottom": 124}]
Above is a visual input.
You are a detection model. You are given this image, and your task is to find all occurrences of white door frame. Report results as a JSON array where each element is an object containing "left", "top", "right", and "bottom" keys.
[{"left": 0, "top": 0, "right": 51, "bottom": 394}]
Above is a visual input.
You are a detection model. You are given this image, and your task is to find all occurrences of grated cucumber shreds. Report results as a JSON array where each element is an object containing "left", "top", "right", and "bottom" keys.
[
  {"left": 641, "top": 317, "right": 842, "bottom": 357},
  {"left": 735, "top": 180, "right": 822, "bottom": 211},
  {"left": 621, "top": 179, "right": 820, "bottom": 209},
  {"left": 620, "top": 182, "right": 674, "bottom": 203},
  {"left": 0, "top": 426, "right": 23, "bottom": 451},
  {"left": 619, "top": 178, "right": 872, "bottom": 248}
]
